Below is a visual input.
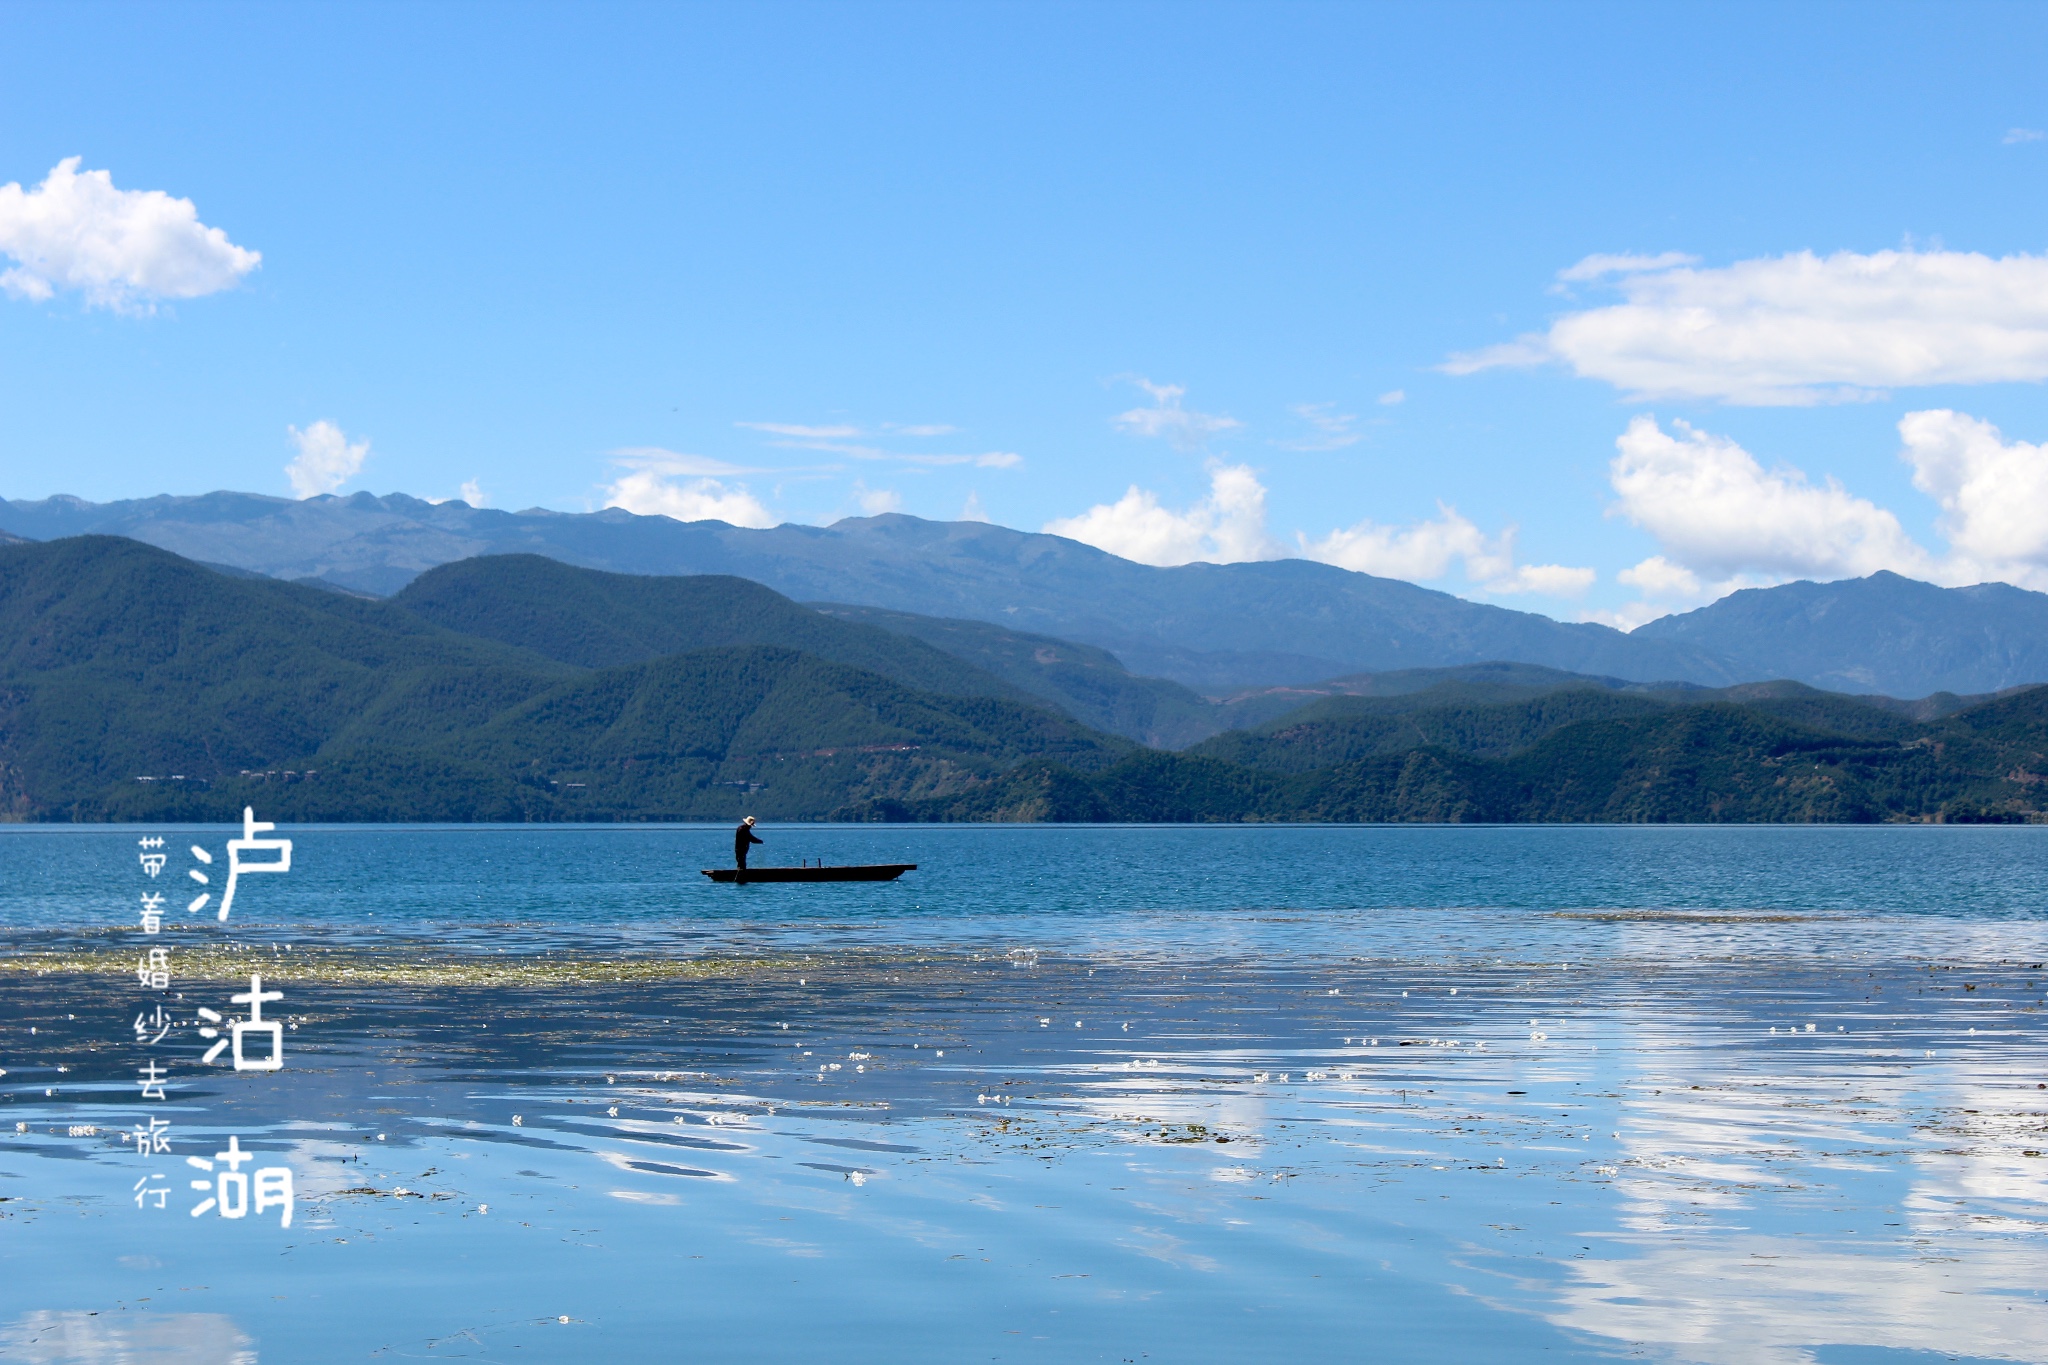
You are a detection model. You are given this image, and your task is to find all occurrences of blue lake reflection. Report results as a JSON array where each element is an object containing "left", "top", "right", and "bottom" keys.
[{"left": 3, "top": 824, "right": 2046, "bottom": 1363}]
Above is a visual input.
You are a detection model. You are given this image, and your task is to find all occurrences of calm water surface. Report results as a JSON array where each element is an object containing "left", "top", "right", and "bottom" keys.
[{"left": 3, "top": 824, "right": 2046, "bottom": 1364}]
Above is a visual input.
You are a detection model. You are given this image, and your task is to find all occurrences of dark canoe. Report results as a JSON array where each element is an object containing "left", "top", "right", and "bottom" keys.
[{"left": 701, "top": 864, "right": 917, "bottom": 884}]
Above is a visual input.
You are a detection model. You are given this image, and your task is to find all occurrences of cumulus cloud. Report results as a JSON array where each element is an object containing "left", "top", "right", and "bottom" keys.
[
  {"left": 1447, "top": 248, "right": 2048, "bottom": 404},
  {"left": 0, "top": 158, "right": 260, "bottom": 312},
  {"left": 1044, "top": 462, "right": 1276, "bottom": 566},
  {"left": 1594, "top": 412, "right": 2048, "bottom": 623},
  {"left": 1300, "top": 506, "right": 1592, "bottom": 596},
  {"left": 1617, "top": 554, "right": 1703, "bottom": 599},
  {"left": 1044, "top": 452, "right": 1589, "bottom": 592},
  {"left": 285, "top": 421, "right": 369, "bottom": 499},
  {"left": 1111, "top": 379, "right": 1243, "bottom": 449},
  {"left": 602, "top": 451, "right": 775, "bottom": 528},
  {"left": 1492, "top": 562, "right": 1598, "bottom": 596},
  {"left": 1899, "top": 409, "right": 2048, "bottom": 579},
  {"left": 1580, "top": 554, "right": 1756, "bottom": 630},
  {"left": 429, "top": 479, "right": 489, "bottom": 508},
  {"left": 855, "top": 485, "right": 903, "bottom": 515},
  {"left": 1276, "top": 402, "right": 1362, "bottom": 450},
  {"left": 1607, "top": 415, "right": 1931, "bottom": 579},
  {"left": 959, "top": 491, "right": 989, "bottom": 523},
  {"left": 1301, "top": 504, "right": 1499, "bottom": 581}
]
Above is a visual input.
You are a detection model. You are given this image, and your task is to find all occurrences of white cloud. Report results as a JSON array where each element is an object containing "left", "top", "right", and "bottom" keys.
[
  {"left": 736, "top": 421, "right": 862, "bottom": 439},
  {"left": 1607, "top": 415, "right": 1931, "bottom": 579},
  {"left": 1899, "top": 409, "right": 2048, "bottom": 581},
  {"left": 1301, "top": 503, "right": 1497, "bottom": 581},
  {"left": 886, "top": 423, "right": 957, "bottom": 437},
  {"left": 736, "top": 421, "right": 1019, "bottom": 469},
  {"left": 1553, "top": 251, "right": 1698, "bottom": 283},
  {"left": 0, "top": 158, "right": 259, "bottom": 312},
  {"left": 959, "top": 491, "right": 989, "bottom": 523},
  {"left": 1376, "top": 389, "right": 1405, "bottom": 406},
  {"left": 428, "top": 479, "right": 490, "bottom": 508},
  {"left": 1594, "top": 412, "right": 2048, "bottom": 624},
  {"left": 285, "top": 421, "right": 369, "bottom": 499},
  {"left": 1111, "top": 379, "right": 1243, "bottom": 449},
  {"left": 604, "top": 471, "right": 775, "bottom": 528},
  {"left": 1583, "top": 555, "right": 1747, "bottom": 630},
  {"left": 608, "top": 447, "right": 768, "bottom": 476},
  {"left": 1277, "top": 402, "right": 1361, "bottom": 451},
  {"left": 1447, "top": 248, "right": 2048, "bottom": 405},
  {"left": 855, "top": 486, "right": 903, "bottom": 515},
  {"left": 1617, "top": 554, "right": 1703, "bottom": 599},
  {"left": 1044, "top": 461, "right": 1277, "bottom": 566},
  {"left": 2004, "top": 128, "right": 2045, "bottom": 145},
  {"left": 602, "top": 451, "right": 775, "bottom": 528},
  {"left": 1491, "top": 562, "right": 1597, "bottom": 596},
  {"left": 1299, "top": 505, "right": 1591, "bottom": 596},
  {"left": 1044, "top": 445, "right": 1587, "bottom": 592},
  {"left": 1580, "top": 601, "right": 1676, "bottom": 632}
]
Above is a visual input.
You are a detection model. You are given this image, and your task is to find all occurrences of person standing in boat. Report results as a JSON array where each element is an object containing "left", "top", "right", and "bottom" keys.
[{"left": 733, "top": 816, "right": 764, "bottom": 883}]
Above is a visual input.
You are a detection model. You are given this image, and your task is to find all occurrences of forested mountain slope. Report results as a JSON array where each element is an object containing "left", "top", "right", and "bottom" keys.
[
  {"left": 394, "top": 554, "right": 1026, "bottom": 702},
  {"left": 0, "top": 538, "right": 1126, "bottom": 821},
  {"left": 808, "top": 601, "right": 1222, "bottom": 746},
  {"left": 8, "top": 536, "right": 2046, "bottom": 826},
  {"left": 0, "top": 493, "right": 1743, "bottom": 689},
  {"left": 843, "top": 684, "right": 2048, "bottom": 824}
]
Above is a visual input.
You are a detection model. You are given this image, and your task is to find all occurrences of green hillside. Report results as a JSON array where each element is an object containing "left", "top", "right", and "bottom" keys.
[
  {"left": 809, "top": 601, "right": 1222, "bottom": 746},
  {"left": 434, "top": 646, "right": 1130, "bottom": 821},
  {"left": 10, "top": 535, "right": 2048, "bottom": 826},
  {"left": 0, "top": 536, "right": 577, "bottom": 818},
  {"left": 0, "top": 538, "right": 1128, "bottom": 821},
  {"left": 1189, "top": 686, "right": 1671, "bottom": 771},
  {"left": 839, "top": 689, "right": 2048, "bottom": 824},
  {"left": 396, "top": 555, "right": 1026, "bottom": 702}
]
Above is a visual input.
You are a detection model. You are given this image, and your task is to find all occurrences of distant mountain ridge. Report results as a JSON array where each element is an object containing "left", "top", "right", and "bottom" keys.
[
  {"left": 0, "top": 536, "right": 1128, "bottom": 821},
  {"left": 1636, "top": 571, "right": 2048, "bottom": 698},
  {"left": 8, "top": 535, "right": 2048, "bottom": 826},
  {"left": 393, "top": 555, "right": 1030, "bottom": 704},
  {"left": 852, "top": 681, "right": 2048, "bottom": 825},
  {"left": 11, "top": 491, "right": 2048, "bottom": 699},
  {"left": 0, "top": 490, "right": 1741, "bottom": 690}
]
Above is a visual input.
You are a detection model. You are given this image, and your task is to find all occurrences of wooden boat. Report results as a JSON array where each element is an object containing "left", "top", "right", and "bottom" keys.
[{"left": 701, "top": 863, "right": 916, "bottom": 884}]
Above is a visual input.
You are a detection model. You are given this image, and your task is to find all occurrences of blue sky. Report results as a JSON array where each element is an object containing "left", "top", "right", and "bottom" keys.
[{"left": 4, "top": 0, "right": 2048, "bottom": 625}]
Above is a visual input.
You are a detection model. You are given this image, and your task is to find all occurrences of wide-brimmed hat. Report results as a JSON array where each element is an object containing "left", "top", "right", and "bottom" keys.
[{"left": 742, "top": 815, "right": 756, "bottom": 824}]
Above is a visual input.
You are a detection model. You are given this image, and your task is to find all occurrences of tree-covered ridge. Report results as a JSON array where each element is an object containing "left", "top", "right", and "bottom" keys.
[
  {"left": 840, "top": 689, "right": 2048, "bottom": 824},
  {"left": 809, "top": 601, "right": 1224, "bottom": 747},
  {"left": 0, "top": 538, "right": 1127, "bottom": 822},
  {"left": 0, "top": 536, "right": 576, "bottom": 817},
  {"left": 396, "top": 554, "right": 1025, "bottom": 703},
  {"left": 8, "top": 535, "right": 2048, "bottom": 825}
]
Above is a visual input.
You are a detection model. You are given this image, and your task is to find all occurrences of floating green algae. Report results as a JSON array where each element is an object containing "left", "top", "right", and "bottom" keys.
[{"left": 0, "top": 942, "right": 814, "bottom": 987}]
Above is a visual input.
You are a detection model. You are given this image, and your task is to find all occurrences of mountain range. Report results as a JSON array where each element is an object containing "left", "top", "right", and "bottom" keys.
[
  {"left": 0, "top": 489, "right": 1731, "bottom": 689},
  {"left": 7, "top": 490, "right": 2048, "bottom": 700},
  {"left": 0, "top": 537, "right": 1126, "bottom": 822},
  {"left": 5, "top": 534, "right": 2047, "bottom": 826}
]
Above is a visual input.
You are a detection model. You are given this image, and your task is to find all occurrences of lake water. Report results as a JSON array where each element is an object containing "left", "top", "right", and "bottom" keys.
[{"left": 3, "top": 824, "right": 2047, "bottom": 1364}]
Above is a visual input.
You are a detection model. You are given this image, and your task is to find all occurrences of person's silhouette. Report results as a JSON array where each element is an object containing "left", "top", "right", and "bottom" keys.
[{"left": 734, "top": 816, "right": 764, "bottom": 883}]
